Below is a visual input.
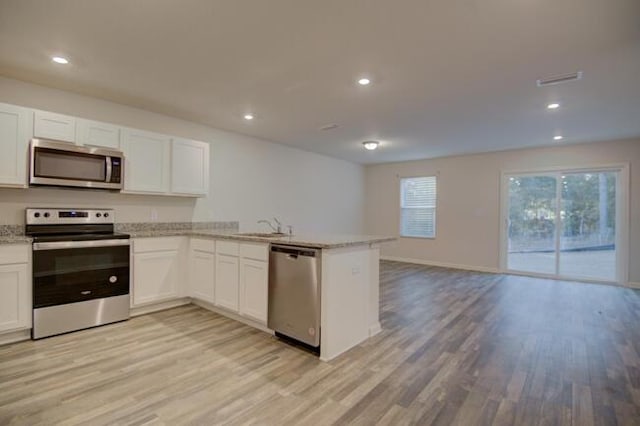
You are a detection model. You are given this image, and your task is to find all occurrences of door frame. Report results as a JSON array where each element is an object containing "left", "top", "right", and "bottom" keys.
[{"left": 499, "top": 163, "right": 629, "bottom": 286}]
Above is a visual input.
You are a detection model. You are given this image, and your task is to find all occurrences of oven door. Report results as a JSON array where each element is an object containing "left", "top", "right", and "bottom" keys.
[{"left": 32, "top": 239, "right": 130, "bottom": 309}]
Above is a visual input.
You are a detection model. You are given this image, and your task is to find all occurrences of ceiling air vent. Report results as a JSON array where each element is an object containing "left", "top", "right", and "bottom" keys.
[
  {"left": 320, "top": 123, "right": 339, "bottom": 131},
  {"left": 536, "top": 71, "right": 583, "bottom": 87}
]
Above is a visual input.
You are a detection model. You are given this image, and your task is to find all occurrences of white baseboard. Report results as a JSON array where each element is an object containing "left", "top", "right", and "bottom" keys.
[
  {"left": 130, "top": 297, "right": 191, "bottom": 317},
  {"left": 628, "top": 282, "right": 640, "bottom": 289},
  {"left": 191, "top": 299, "right": 274, "bottom": 335},
  {"left": 0, "top": 329, "right": 31, "bottom": 346},
  {"left": 381, "top": 256, "right": 500, "bottom": 274},
  {"left": 369, "top": 322, "right": 382, "bottom": 337}
]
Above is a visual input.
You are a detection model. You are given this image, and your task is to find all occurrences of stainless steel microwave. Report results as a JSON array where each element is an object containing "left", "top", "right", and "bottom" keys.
[{"left": 30, "top": 139, "right": 124, "bottom": 190}]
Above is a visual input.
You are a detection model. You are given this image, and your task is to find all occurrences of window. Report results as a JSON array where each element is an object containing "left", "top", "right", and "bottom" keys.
[{"left": 400, "top": 176, "right": 437, "bottom": 238}]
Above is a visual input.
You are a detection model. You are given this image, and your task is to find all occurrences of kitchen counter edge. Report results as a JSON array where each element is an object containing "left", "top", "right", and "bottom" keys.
[{"left": 126, "top": 230, "right": 396, "bottom": 249}]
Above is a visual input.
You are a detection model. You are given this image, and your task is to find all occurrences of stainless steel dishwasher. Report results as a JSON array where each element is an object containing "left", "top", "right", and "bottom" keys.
[{"left": 268, "top": 244, "right": 321, "bottom": 348}]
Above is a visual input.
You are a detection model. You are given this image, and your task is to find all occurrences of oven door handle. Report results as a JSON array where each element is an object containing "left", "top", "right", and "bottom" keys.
[{"left": 33, "top": 239, "right": 130, "bottom": 251}]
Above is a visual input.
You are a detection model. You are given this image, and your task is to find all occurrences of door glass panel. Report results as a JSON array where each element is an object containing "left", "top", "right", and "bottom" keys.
[
  {"left": 507, "top": 175, "right": 557, "bottom": 274},
  {"left": 35, "top": 148, "right": 106, "bottom": 181},
  {"left": 560, "top": 172, "right": 616, "bottom": 281},
  {"left": 33, "top": 245, "right": 130, "bottom": 308}
]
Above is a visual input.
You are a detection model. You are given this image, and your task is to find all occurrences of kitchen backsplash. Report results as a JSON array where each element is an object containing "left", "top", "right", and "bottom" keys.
[
  {"left": 115, "top": 221, "right": 239, "bottom": 233},
  {"left": 1, "top": 222, "right": 239, "bottom": 236},
  {"left": 0, "top": 225, "right": 23, "bottom": 237}
]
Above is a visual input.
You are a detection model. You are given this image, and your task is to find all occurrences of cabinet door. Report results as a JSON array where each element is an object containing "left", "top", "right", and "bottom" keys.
[
  {"left": 33, "top": 110, "right": 76, "bottom": 142},
  {"left": 121, "top": 129, "right": 171, "bottom": 193},
  {"left": 133, "top": 250, "right": 179, "bottom": 306},
  {"left": 239, "top": 258, "right": 268, "bottom": 324},
  {"left": 171, "top": 138, "right": 209, "bottom": 196},
  {"left": 0, "top": 263, "right": 30, "bottom": 332},
  {"left": 76, "top": 119, "right": 121, "bottom": 149},
  {"left": 190, "top": 250, "right": 215, "bottom": 304},
  {"left": 0, "top": 103, "right": 32, "bottom": 187},
  {"left": 215, "top": 254, "right": 239, "bottom": 312}
]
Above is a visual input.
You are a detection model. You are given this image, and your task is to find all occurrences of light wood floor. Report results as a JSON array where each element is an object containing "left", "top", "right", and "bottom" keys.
[{"left": 1, "top": 261, "right": 640, "bottom": 425}]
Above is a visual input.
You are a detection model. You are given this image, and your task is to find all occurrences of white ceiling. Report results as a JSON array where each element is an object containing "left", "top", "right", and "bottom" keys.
[{"left": 0, "top": 0, "right": 639, "bottom": 164}]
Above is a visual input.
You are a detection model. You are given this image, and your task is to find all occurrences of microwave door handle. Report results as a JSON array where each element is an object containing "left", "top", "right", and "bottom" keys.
[{"left": 105, "top": 156, "right": 112, "bottom": 183}]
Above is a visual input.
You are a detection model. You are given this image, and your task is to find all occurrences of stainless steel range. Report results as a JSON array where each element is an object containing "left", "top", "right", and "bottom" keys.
[{"left": 26, "top": 208, "right": 130, "bottom": 339}]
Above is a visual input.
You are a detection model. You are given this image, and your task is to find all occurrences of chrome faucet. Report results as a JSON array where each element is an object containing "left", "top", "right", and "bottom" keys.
[{"left": 258, "top": 217, "right": 282, "bottom": 233}]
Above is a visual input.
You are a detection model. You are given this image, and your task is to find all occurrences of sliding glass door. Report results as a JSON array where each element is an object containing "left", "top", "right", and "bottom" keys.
[{"left": 504, "top": 169, "right": 621, "bottom": 282}]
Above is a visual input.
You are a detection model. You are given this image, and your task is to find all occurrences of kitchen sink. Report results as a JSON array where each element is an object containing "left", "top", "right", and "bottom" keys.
[{"left": 234, "top": 232, "right": 287, "bottom": 238}]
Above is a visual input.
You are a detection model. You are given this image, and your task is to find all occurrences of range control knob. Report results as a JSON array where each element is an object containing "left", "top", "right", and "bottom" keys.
[
  {"left": 104, "top": 212, "right": 109, "bottom": 218},
  {"left": 43, "top": 212, "right": 50, "bottom": 218},
  {"left": 34, "top": 212, "right": 41, "bottom": 218},
  {"left": 96, "top": 213, "right": 102, "bottom": 218}
]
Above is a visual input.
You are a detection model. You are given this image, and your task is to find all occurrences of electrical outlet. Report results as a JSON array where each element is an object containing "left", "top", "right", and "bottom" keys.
[{"left": 151, "top": 209, "right": 158, "bottom": 221}]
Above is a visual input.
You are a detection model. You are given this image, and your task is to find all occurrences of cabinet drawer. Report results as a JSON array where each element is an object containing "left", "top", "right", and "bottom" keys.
[
  {"left": 240, "top": 242, "right": 268, "bottom": 261},
  {"left": 0, "top": 244, "right": 29, "bottom": 264},
  {"left": 191, "top": 238, "right": 215, "bottom": 253},
  {"left": 216, "top": 240, "right": 239, "bottom": 256},
  {"left": 134, "top": 237, "right": 183, "bottom": 253}
]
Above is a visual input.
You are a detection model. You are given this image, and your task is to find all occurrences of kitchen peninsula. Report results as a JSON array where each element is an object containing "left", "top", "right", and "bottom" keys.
[{"left": 122, "top": 224, "right": 395, "bottom": 361}]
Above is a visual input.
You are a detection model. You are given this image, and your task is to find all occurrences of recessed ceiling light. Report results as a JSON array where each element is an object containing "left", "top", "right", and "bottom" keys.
[
  {"left": 243, "top": 114, "right": 254, "bottom": 120},
  {"left": 547, "top": 103, "right": 560, "bottom": 109},
  {"left": 554, "top": 135, "right": 563, "bottom": 141},
  {"left": 52, "top": 56, "right": 69, "bottom": 65},
  {"left": 362, "top": 141, "right": 379, "bottom": 150},
  {"left": 357, "top": 78, "right": 371, "bottom": 86}
]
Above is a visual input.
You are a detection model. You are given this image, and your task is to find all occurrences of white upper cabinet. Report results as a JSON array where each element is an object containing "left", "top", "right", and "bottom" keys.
[
  {"left": 76, "top": 119, "right": 121, "bottom": 149},
  {"left": 0, "top": 102, "right": 32, "bottom": 187},
  {"left": 0, "top": 101, "right": 210, "bottom": 197},
  {"left": 171, "top": 138, "right": 209, "bottom": 196},
  {"left": 33, "top": 110, "right": 76, "bottom": 143},
  {"left": 121, "top": 128, "right": 171, "bottom": 194}
]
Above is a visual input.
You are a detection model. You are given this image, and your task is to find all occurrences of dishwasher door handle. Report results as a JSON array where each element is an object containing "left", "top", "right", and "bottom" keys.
[{"left": 286, "top": 254, "right": 298, "bottom": 260}]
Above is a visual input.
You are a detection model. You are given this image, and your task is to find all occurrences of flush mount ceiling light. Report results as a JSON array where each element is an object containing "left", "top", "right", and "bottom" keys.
[
  {"left": 357, "top": 77, "right": 371, "bottom": 86},
  {"left": 547, "top": 103, "right": 560, "bottom": 109},
  {"left": 362, "top": 140, "right": 379, "bottom": 150},
  {"left": 243, "top": 114, "right": 254, "bottom": 120},
  {"left": 51, "top": 56, "right": 69, "bottom": 65},
  {"left": 554, "top": 135, "right": 564, "bottom": 141}
]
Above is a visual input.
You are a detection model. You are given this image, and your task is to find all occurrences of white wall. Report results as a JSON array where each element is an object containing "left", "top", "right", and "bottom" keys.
[
  {"left": 0, "top": 76, "right": 365, "bottom": 233},
  {"left": 365, "top": 139, "right": 640, "bottom": 284}
]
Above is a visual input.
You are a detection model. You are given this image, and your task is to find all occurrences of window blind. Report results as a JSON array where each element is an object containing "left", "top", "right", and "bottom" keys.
[{"left": 400, "top": 176, "right": 436, "bottom": 238}]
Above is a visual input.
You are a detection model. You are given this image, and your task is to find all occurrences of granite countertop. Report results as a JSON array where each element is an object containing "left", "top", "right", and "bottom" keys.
[
  {"left": 128, "top": 229, "right": 395, "bottom": 249},
  {"left": 0, "top": 225, "right": 32, "bottom": 244},
  {"left": 0, "top": 222, "right": 396, "bottom": 249},
  {"left": 0, "top": 235, "right": 33, "bottom": 244}
]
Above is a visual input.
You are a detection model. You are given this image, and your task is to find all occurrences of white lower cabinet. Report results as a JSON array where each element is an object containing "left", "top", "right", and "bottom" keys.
[
  {"left": 214, "top": 253, "right": 239, "bottom": 312},
  {"left": 132, "top": 237, "right": 269, "bottom": 329},
  {"left": 132, "top": 237, "right": 185, "bottom": 307},
  {"left": 189, "top": 239, "right": 215, "bottom": 304},
  {"left": 239, "top": 258, "right": 268, "bottom": 324},
  {"left": 0, "top": 245, "right": 31, "bottom": 334}
]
